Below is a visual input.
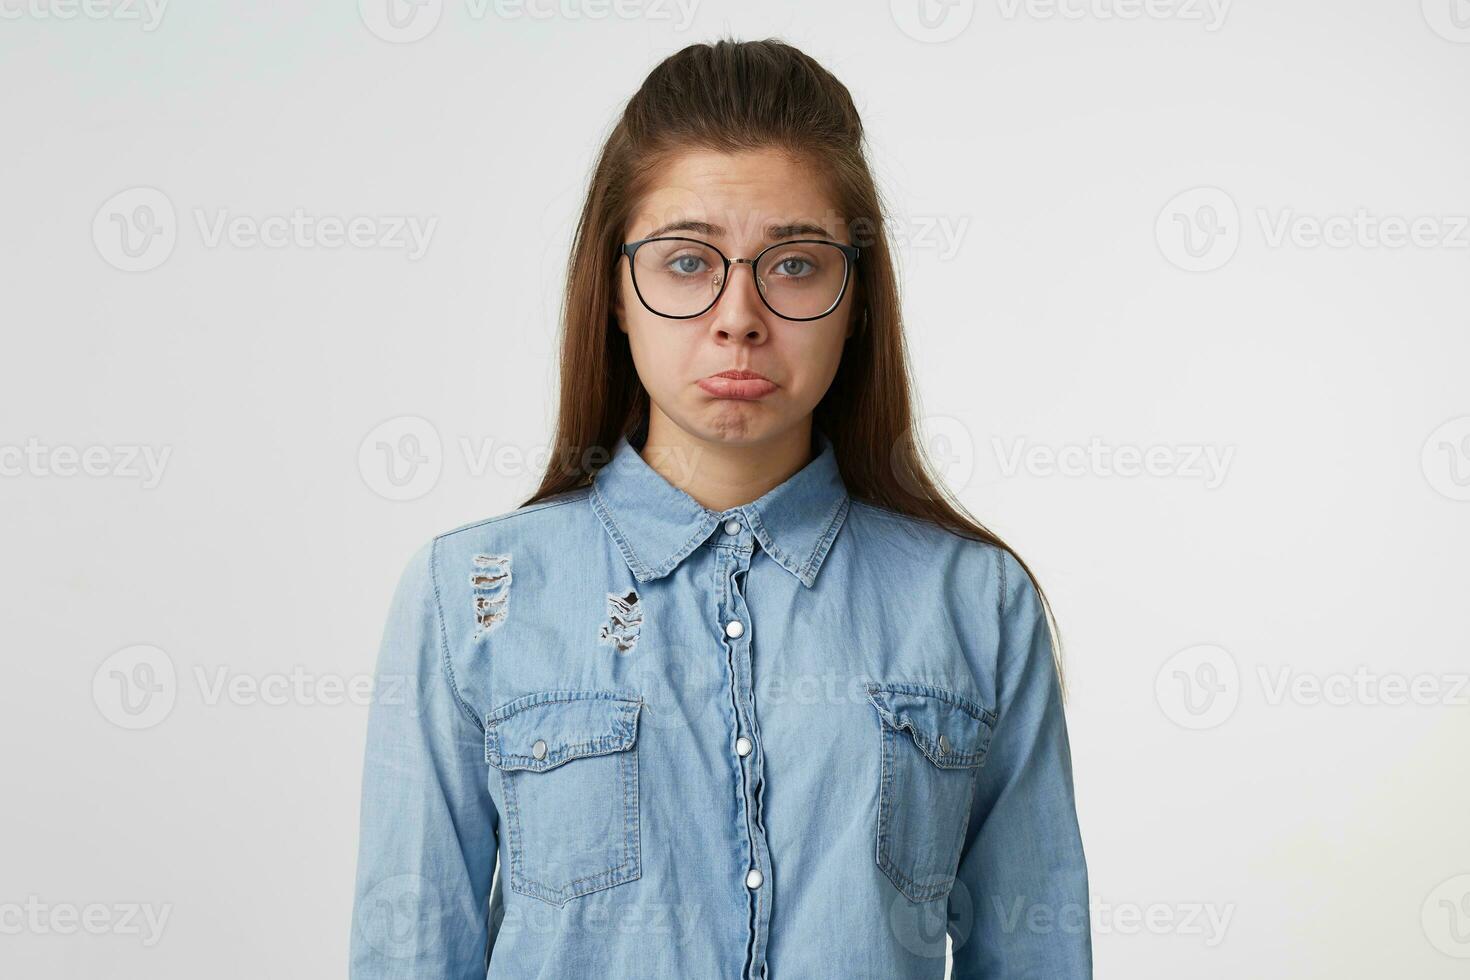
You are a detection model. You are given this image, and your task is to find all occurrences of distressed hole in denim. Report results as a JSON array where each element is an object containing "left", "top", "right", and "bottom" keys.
[
  {"left": 597, "top": 590, "right": 643, "bottom": 654},
  {"left": 472, "top": 554, "right": 512, "bottom": 634}
]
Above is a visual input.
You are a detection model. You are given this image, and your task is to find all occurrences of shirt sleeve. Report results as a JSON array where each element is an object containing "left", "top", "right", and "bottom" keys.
[
  {"left": 949, "top": 549, "right": 1092, "bottom": 979},
  {"left": 349, "top": 538, "right": 501, "bottom": 979}
]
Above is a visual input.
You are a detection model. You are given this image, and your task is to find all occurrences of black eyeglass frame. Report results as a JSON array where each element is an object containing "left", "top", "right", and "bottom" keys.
[{"left": 616, "top": 236, "right": 861, "bottom": 322}]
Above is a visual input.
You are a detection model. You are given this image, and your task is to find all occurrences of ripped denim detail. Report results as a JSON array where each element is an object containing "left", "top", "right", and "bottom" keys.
[
  {"left": 597, "top": 590, "right": 643, "bottom": 654},
  {"left": 472, "top": 554, "right": 512, "bottom": 635}
]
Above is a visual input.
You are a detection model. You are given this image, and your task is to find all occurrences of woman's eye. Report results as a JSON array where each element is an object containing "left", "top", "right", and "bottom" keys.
[
  {"left": 774, "top": 256, "right": 815, "bottom": 278},
  {"left": 668, "top": 255, "right": 708, "bottom": 276}
]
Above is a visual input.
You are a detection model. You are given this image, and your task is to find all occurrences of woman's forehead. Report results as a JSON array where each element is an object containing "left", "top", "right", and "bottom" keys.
[{"left": 630, "top": 148, "right": 843, "bottom": 241}]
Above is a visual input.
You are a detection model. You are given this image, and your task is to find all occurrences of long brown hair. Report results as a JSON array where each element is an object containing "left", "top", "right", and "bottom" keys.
[{"left": 522, "top": 37, "right": 1065, "bottom": 692}]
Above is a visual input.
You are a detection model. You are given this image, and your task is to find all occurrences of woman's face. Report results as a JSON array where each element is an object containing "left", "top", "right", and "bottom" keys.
[{"left": 614, "top": 147, "right": 857, "bottom": 448}]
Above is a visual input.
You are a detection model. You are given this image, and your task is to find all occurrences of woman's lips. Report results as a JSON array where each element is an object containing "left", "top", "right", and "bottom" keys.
[{"left": 697, "top": 371, "right": 778, "bottom": 400}]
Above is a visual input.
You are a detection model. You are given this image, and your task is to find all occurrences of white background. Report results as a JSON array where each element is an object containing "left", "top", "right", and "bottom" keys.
[{"left": 2, "top": 1, "right": 1468, "bottom": 977}]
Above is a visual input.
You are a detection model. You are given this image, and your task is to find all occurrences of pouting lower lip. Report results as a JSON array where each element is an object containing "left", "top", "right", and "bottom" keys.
[{"left": 697, "top": 376, "right": 778, "bottom": 399}]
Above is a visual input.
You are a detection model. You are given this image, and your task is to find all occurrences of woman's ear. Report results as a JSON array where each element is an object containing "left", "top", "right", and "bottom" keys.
[{"left": 612, "top": 281, "right": 628, "bottom": 335}]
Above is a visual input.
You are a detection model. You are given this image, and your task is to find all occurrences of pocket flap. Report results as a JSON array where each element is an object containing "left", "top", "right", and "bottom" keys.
[
  {"left": 865, "top": 682, "right": 996, "bottom": 769},
  {"left": 485, "top": 690, "right": 643, "bottom": 772}
]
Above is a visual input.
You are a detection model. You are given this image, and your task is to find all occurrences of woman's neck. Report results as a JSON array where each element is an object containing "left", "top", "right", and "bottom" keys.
[{"left": 638, "top": 409, "right": 815, "bottom": 513}]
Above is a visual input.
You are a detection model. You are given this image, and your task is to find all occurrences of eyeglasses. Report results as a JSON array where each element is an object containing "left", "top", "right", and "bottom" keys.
[{"left": 616, "top": 236, "right": 860, "bottom": 321}]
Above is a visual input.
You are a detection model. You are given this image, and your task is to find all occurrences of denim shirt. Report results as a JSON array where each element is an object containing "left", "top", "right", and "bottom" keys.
[{"left": 349, "top": 425, "right": 1091, "bottom": 979}]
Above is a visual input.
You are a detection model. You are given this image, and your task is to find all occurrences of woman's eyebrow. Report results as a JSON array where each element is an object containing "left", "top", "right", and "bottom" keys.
[{"left": 644, "top": 219, "right": 832, "bottom": 240}]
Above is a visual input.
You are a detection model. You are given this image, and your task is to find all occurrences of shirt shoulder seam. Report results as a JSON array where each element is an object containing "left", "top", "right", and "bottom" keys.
[
  {"left": 429, "top": 534, "right": 484, "bottom": 731},
  {"left": 433, "top": 488, "right": 592, "bottom": 543}
]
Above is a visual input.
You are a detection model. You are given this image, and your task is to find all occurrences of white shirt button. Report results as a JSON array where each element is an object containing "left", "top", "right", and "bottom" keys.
[
  {"left": 746, "top": 868, "right": 764, "bottom": 889},
  {"left": 724, "top": 518, "right": 742, "bottom": 535},
  {"left": 725, "top": 620, "right": 744, "bottom": 638},
  {"left": 735, "top": 736, "right": 752, "bottom": 757},
  {"left": 531, "top": 739, "right": 547, "bottom": 760}
]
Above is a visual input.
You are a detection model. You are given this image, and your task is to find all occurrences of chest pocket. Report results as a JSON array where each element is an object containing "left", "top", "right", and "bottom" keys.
[
  {"left": 485, "top": 690, "right": 643, "bottom": 907},
  {"left": 865, "top": 682, "right": 996, "bottom": 904}
]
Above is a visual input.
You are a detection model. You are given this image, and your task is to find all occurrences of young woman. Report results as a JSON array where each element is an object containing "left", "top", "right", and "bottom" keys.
[{"left": 350, "top": 38, "right": 1090, "bottom": 980}]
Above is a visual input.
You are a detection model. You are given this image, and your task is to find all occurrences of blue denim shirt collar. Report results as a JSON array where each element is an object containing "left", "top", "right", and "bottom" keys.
[{"left": 591, "top": 424, "right": 850, "bottom": 588}]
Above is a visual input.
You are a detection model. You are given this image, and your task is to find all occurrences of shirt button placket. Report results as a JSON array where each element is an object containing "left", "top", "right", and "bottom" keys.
[{"left": 718, "top": 512, "right": 770, "bottom": 980}]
